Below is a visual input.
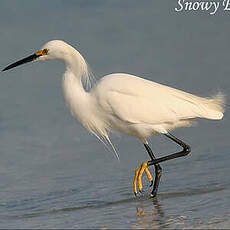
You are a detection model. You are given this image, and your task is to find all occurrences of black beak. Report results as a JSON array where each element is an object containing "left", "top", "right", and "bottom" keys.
[{"left": 2, "top": 53, "right": 40, "bottom": 72}]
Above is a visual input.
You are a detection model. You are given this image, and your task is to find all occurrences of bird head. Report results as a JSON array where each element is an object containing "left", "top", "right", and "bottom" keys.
[{"left": 2, "top": 40, "right": 72, "bottom": 71}]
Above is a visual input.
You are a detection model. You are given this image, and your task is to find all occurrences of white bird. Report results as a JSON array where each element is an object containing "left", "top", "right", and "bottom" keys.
[{"left": 2, "top": 40, "right": 225, "bottom": 197}]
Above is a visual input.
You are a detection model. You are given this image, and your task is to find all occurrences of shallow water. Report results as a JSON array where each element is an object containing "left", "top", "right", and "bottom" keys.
[
  {"left": 0, "top": 0, "right": 230, "bottom": 228},
  {"left": 0, "top": 114, "right": 229, "bottom": 229}
]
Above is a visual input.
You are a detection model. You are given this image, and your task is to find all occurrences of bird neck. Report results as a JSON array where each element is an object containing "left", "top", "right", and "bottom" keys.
[
  {"left": 62, "top": 52, "right": 92, "bottom": 124},
  {"left": 64, "top": 49, "right": 89, "bottom": 86}
]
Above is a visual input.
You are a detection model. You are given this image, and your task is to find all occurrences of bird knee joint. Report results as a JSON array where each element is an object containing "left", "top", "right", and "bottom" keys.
[{"left": 183, "top": 145, "right": 191, "bottom": 156}]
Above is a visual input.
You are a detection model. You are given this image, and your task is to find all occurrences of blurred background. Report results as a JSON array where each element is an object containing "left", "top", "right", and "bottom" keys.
[{"left": 0, "top": 0, "right": 230, "bottom": 228}]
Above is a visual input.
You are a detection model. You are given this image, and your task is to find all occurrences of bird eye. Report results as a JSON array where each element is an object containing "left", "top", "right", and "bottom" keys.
[{"left": 42, "top": 48, "right": 49, "bottom": 55}]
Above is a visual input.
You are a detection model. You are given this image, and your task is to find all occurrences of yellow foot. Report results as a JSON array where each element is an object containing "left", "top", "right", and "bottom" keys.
[{"left": 133, "top": 161, "right": 153, "bottom": 195}]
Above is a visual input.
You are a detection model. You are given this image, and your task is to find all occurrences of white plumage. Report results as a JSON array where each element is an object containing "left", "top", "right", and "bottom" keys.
[
  {"left": 2, "top": 40, "right": 225, "bottom": 196},
  {"left": 92, "top": 73, "right": 224, "bottom": 140},
  {"left": 43, "top": 40, "right": 224, "bottom": 147},
  {"left": 3, "top": 40, "right": 225, "bottom": 148}
]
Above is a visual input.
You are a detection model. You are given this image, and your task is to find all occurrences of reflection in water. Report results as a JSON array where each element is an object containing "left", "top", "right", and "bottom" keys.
[
  {"left": 134, "top": 198, "right": 188, "bottom": 229},
  {"left": 135, "top": 197, "right": 165, "bottom": 229},
  {"left": 4, "top": 185, "right": 227, "bottom": 228},
  {"left": 133, "top": 185, "right": 226, "bottom": 229}
]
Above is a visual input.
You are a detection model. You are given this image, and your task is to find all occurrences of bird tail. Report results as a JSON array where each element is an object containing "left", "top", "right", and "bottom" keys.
[{"left": 202, "top": 92, "right": 225, "bottom": 119}]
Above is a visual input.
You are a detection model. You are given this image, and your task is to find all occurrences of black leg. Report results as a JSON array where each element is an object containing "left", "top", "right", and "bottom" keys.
[
  {"left": 144, "top": 144, "right": 162, "bottom": 197},
  {"left": 148, "top": 132, "right": 191, "bottom": 166}
]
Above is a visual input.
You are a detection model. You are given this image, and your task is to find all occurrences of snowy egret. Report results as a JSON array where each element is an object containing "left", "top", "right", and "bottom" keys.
[{"left": 2, "top": 40, "right": 225, "bottom": 197}]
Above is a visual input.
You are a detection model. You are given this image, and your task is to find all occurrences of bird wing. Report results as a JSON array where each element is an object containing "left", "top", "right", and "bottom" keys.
[{"left": 94, "top": 73, "right": 222, "bottom": 125}]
